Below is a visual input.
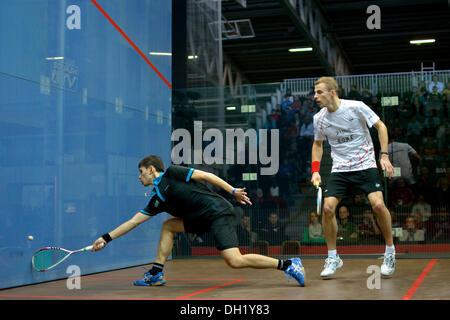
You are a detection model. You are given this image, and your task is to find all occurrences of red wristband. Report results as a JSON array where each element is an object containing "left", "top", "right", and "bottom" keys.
[{"left": 311, "top": 161, "right": 320, "bottom": 174}]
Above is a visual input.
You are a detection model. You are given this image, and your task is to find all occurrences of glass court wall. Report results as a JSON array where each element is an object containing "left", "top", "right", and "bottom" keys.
[
  {"left": 0, "top": 0, "right": 172, "bottom": 289},
  {"left": 171, "top": 71, "right": 450, "bottom": 260}
]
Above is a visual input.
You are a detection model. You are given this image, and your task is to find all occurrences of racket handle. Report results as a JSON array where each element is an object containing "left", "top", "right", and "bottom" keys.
[
  {"left": 314, "top": 181, "right": 320, "bottom": 189},
  {"left": 85, "top": 245, "right": 94, "bottom": 251}
]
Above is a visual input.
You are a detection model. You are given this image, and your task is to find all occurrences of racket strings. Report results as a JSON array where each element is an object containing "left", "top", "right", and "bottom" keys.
[{"left": 32, "top": 249, "right": 70, "bottom": 271}]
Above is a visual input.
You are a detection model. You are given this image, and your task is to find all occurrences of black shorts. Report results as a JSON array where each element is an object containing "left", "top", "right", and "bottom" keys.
[
  {"left": 323, "top": 168, "right": 384, "bottom": 199},
  {"left": 183, "top": 211, "right": 238, "bottom": 251}
]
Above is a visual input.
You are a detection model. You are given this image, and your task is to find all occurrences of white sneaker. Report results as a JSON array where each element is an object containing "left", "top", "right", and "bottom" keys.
[
  {"left": 381, "top": 252, "right": 395, "bottom": 277},
  {"left": 320, "top": 255, "right": 343, "bottom": 278}
]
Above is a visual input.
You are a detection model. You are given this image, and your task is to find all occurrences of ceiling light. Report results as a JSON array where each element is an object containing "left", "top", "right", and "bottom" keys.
[
  {"left": 410, "top": 39, "right": 435, "bottom": 45},
  {"left": 289, "top": 47, "right": 313, "bottom": 52},
  {"left": 149, "top": 52, "right": 172, "bottom": 56},
  {"left": 188, "top": 55, "right": 198, "bottom": 60},
  {"left": 45, "top": 57, "right": 64, "bottom": 60}
]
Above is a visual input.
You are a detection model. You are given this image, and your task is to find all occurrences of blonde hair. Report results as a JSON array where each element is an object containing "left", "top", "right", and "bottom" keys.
[{"left": 315, "top": 76, "right": 339, "bottom": 92}]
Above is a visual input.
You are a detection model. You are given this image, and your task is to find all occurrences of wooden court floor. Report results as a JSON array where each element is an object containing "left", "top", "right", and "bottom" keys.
[{"left": 0, "top": 258, "right": 449, "bottom": 300}]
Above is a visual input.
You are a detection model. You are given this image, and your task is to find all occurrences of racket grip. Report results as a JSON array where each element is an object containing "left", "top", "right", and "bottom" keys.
[{"left": 86, "top": 242, "right": 105, "bottom": 251}]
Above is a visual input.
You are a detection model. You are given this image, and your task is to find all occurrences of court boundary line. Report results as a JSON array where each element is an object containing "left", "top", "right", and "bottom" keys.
[
  {"left": 402, "top": 258, "right": 438, "bottom": 300},
  {"left": 0, "top": 278, "right": 245, "bottom": 300},
  {"left": 175, "top": 279, "right": 245, "bottom": 300},
  {"left": 89, "top": 0, "right": 172, "bottom": 89}
]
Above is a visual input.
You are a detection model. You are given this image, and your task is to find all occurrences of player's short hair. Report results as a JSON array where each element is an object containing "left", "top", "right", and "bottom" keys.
[
  {"left": 138, "top": 155, "right": 165, "bottom": 172},
  {"left": 315, "top": 76, "right": 339, "bottom": 92}
]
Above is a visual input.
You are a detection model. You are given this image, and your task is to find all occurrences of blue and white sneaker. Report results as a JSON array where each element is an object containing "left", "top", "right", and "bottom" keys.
[
  {"left": 284, "top": 257, "right": 305, "bottom": 287},
  {"left": 133, "top": 270, "right": 165, "bottom": 286}
]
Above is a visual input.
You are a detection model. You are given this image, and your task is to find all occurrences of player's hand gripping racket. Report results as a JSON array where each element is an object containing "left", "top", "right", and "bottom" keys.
[
  {"left": 31, "top": 243, "right": 104, "bottom": 272},
  {"left": 315, "top": 181, "right": 323, "bottom": 215}
]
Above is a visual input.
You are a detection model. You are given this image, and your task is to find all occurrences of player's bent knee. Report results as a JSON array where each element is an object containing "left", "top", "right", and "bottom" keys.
[
  {"left": 162, "top": 217, "right": 184, "bottom": 232},
  {"left": 322, "top": 204, "right": 336, "bottom": 218},
  {"left": 224, "top": 256, "right": 244, "bottom": 268},
  {"left": 371, "top": 201, "right": 386, "bottom": 213},
  {"left": 221, "top": 248, "right": 244, "bottom": 268}
]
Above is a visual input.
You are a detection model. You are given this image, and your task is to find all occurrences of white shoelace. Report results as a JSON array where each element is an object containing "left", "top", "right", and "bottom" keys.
[{"left": 324, "top": 257, "right": 339, "bottom": 269}]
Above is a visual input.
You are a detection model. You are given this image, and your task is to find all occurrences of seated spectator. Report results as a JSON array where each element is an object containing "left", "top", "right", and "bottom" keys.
[
  {"left": 285, "top": 89, "right": 294, "bottom": 103},
  {"left": 264, "top": 114, "right": 276, "bottom": 130},
  {"left": 416, "top": 166, "right": 436, "bottom": 203},
  {"left": 406, "top": 115, "right": 423, "bottom": 147},
  {"left": 399, "top": 216, "right": 425, "bottom": 242},
  {"left": 369, "top": 95, "right": 382, "bottom": 115},
  {"left": 302, "top": 211, "right": 326, "bottom": 244},
  {"left": 411, "top": 193, "right": 432, "bottom": 222},
  {"left": 443, "top": 82, "right": 450, "bottom": 102},
  {"left": 426, "top": 206, "right": 450, "bottom": 242},
  {"left": 281, "top": 94, "right": 293, "bottom": 111},
  {"left": 298, "top": 115, "right": 314, "bottom": 165},
  {"left": 237, "top": 215, "right": 258, "bottom": 246},
  {"left": 397, "top": 100, "right": 414, "bottom": 128},
  {"left": 269, "top": 178, "right": 280, "bottom": 198},
  {"left": 418, "top": 80, "right": 428, "bottom": 99},
  {"left": 291, "top": 95, "right": 302, "bottom": 111},
  {"left": 390, "top": 178, "right": 415, "bottom": 207},
  {"left": 434, "top": 176, "right": 450, "bottom": 206},
  {"left": 357, "top": 210, "right": 382, "bottom": 242},
  {"left": 284, "top": 119, "right": 299, "bottom": 145},
  {"left": 361, "top": 86, "right": 373, "bottom": 105},
  {"left": 410, "top": 86, "right": 426, "bottom": 106},
  {"left": 352, "top": 193, "right": 371, "bottom": 213},
  {"left": 425, "top": 96, "right": 443, "bottom": 119},
  {"left": 278, "top": 158, "right": 295, "bottom": 194},
  {"left": 347, "top": 85, "right": 361, "bottom": 100},
  {"left": 421, "top": 138, "right": 438, "bottom": 166},
  {"left": 257, "top": 212, "right": 287, "bottom": 245},
  {"left": 411, "top": 95, "right": 426, "bottom": 118},
  {"left": 436, "top": 118, "right": 450, "bottom": 150},
  {"left": 389, "top": 208, "right": 402, "bottom": 228},
  {"left": 427, "top": 75, "right": 444, "bottom": 94},
  {"left": 337, "top": 205, "right": 358, "bottom": 242}
]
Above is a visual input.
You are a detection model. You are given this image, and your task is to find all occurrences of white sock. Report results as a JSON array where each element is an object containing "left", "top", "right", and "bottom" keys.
[
  {"left": 385, "top": 245, "right": 395, "bottom": 254},
  {"left": 328, "top": 250, "right": 337, "bottom": 258}
]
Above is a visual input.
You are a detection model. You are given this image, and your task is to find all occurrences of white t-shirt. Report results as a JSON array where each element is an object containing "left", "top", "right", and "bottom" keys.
[{"left": 313, "top": 99, "right": 380, "bottom": 172}]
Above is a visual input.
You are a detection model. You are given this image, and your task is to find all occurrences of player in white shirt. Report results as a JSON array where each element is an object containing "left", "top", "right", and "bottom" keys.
[{"left": 310, "top": 77, "right": 396, "bottom": 278}]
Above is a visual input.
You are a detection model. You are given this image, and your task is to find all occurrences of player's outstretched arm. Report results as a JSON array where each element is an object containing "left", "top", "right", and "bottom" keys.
[
  {"left": 92, "top": 212, "right": 152, "bottom": 251},
  {"left": 190, "top": 169, "right": 252, "bottom": 205}
]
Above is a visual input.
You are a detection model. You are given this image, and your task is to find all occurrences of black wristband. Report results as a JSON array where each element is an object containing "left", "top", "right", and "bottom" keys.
[
  {"left": 102, "top": 233, "right": 113, "bottom": 243},
  {"left": 380, "top": 152, "right": 389, "bottom": 155}
]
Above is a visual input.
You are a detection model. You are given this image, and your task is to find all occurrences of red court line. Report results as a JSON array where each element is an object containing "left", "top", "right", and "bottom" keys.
[
  {"left": 83, "top": 276, "right": 242, "bottom": 281},
  {"left": 175, "top": 279, "right": 245, "bottom": 300},
  {"left": 0, "top": 294, "right": 165, "bottom": 300},
  {"left": 90, "top": 0, "right": 172, "bottom": 89},
  {"left": 402, "top": 258, "right": 438, "bottom": 300}
]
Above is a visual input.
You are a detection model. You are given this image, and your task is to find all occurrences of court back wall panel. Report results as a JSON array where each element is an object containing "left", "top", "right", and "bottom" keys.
[{"left": 0, "top": 0, "right": 172, "bottom": 289}]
